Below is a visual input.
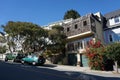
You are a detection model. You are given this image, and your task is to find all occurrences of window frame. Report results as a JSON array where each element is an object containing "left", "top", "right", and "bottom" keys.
[
  {"left": 114, "top": 17, "right": 119, "bottom": 23},
  {"left": 109, "top": 34, "right": 113, "bottom": 42},
  {"left": 83, "top": 21, "right": 87, "bottom": 26},
  {"left": 74, "top": 24, "right": 78, "bottom": 29},
  {"left": 67, "top": 27, "right": 70, "bottom": 32}
]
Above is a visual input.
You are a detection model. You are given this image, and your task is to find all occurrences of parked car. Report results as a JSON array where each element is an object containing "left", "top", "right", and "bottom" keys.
[
  {"left": 14, "top": 53, "right": 26, "bottom": 63},
  {"left": 5, "top": 53, "right": 17, "bottom": 61},
  {"left": 21, "top": 54, "right": 46, "bottom": 65}
]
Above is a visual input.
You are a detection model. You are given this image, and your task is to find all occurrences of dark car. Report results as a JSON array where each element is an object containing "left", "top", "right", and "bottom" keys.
[{"left": 14, "top": 54, "right": 26, "bottom": 62}]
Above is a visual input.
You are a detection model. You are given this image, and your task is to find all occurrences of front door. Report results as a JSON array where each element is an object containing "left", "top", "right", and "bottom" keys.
[{"left": 68, "top": 53, "right": 77, "bottom": 66}]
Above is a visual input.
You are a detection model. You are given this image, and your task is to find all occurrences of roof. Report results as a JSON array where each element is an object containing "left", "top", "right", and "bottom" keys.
[{"left": 104, "top": 9, "right": 120, "bottom": 19}]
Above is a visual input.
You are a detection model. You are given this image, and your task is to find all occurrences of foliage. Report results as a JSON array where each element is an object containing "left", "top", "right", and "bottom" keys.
[
  {"left": 44, "top": 50, "right": 53, "bottom": 57},
  {"left": 47, "top": 25, "right": 66, "bottom": 55},
  {"left": 7, "top": 39, "right": 16, "bottom": 53},
  {"left": 0, "top": 46, "right": 7, "bottom": 54},
  {"left": 63, "top": 9, "right": 80, "bottom": 20},
  {"left": 3, "top": 21, "right": 48, "bottom": 53},
  {"left": 106, "top": 42, "right": 120, "bottom": 61},
  {"left": 0, "top": 33, "right": 6, "bottom": 43},
  {"left": 106, "top": 42, "right": 120, "bottom": 68},
  {"left": 85, "top": 39, "right": 106, "bottom": 70}
]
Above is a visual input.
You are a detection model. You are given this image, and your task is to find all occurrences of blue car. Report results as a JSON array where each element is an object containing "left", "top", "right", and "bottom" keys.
[{"left": 21, "top": 54, "right": 45, "bottom": 65}]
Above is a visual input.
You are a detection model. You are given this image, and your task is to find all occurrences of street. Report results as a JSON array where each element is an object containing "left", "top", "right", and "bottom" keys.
[{"left": 0, "top": 61, "right": 120, "bottom": 80}]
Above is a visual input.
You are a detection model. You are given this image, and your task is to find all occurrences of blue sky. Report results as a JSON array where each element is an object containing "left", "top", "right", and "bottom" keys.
[{"left": 0, "top": 0, "right": 120, "bottom": 28}]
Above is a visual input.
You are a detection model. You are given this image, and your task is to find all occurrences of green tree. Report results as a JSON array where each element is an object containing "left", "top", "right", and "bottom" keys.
[
  {"left": 0, "top": 32, "right": 6, "bottom": 43},
  {"left": 0, "top": 46, "right": 7, "bottom": 54},
  {"left": 3, "top": 21, "right": 47, "bottom": 53},
  {"left": 0, "top": 32, "right": 7, "bottom": 55},
  {"left": 106, "top": 42, "right": 120, "bottom": 73},
  {"left": 63, "top": 9, "right": 80, "bottom": 20},
  {"left": 47, "top": 25, "right": 66, "bottom": 55},
  {"left": 0, "top": 46, "right": 7, "bottom": 59}
]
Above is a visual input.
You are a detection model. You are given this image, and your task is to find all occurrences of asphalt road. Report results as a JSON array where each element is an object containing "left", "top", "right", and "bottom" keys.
[{"left": 0, "top": 61, "right": 120, "bottom": 80}]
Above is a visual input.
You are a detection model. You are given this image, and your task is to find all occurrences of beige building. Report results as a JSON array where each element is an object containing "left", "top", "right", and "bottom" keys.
[
  {"left": 63, "top": 12, "right": 104, "bottom": 67},
  {"left": 43, "top": 12, "right": 104, "bottom": 67}
]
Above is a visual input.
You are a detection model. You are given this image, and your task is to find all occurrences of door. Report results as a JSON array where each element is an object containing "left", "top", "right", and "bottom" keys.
[
  {"left": 82, "top": 54, "right": 89, "bottom": 67},
  {"left": 68, "top": 53, "right": 77, "bottom": 66}
]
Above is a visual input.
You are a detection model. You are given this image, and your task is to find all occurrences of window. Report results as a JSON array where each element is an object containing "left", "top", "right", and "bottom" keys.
[
  {"left": 86, "top": 41, "right": 89, "bottom": 47},
  {"left": 74, "top": 24, "right": 78, "bottom": 29},
  {"left": 114, "top": 17, "right": 119, "bottom": 23},
  {"left": 67, "top": 27, "right": 70, "bottom": 32},
  {"left": 75, "top": 43, "right": 78, "bottom": 50},
  {"left": 83, "top": 21, "right": 87, "bottom": 26},
  {"left": 91, "top": 25, "right": 96, "bottom": 33},
  {"left": 80, "top": 41, "right": 83, "bottom": 49},
  {"left": 78, "top": 42, "right": 80, "bottom": 48},
  {"left": 109, "top": 34, "right": 113, "bottom": 42}
]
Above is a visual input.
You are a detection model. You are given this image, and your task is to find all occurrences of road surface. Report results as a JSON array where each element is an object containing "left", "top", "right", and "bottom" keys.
[{"left": 0, "top": 61, "right": 120, "bottom": 80}]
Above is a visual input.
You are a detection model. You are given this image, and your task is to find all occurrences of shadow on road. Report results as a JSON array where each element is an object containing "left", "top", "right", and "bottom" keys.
[
  {"left": 42, "top": 64, "right": 57, "bottom": 68},
  {"left": 0, "top": 61, "right": 120, "bottom": 80}
]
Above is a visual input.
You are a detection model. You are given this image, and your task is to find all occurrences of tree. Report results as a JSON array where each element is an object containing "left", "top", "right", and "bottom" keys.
[
  {"left": 0, "top": 46, "right": 7, "bottom": 54},
  {"left": 47, "top": 25, "right": 66, "bottom": 55},
  {"left": 0, "top": 32, "right": 6, "bottom": 43},
  {"left": 46, "top": 25, "right": 67, "bottom": 64},
  {"left": 106, "top": 42, "right": 120, "bottom": 73},
  {"left": 3, "top": 21, "right": 47, "bottom": 53},
  {"left": 0, "top": 32, "right": 7, "bottom": 57},
  {"left": 63, "top": 9, "right": 80, "bottom": 20},
  {"left": 0, "top": 46, "right": 7, "bottom": 59}
]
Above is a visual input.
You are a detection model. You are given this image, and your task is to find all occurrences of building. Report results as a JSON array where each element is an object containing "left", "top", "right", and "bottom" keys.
[
  {"left": 63, "top": 12, "right": 104, "bottom": 67},
  {"left": 0, "top": 32, "right": 6, "bottom": 47},
  {"left": 39, "top": 9, "right": 120, "bottom": 67},
  {"left": 104, "top": 9, "right": 120, "bottom": 44},
  {"left": 43, "top": 18, "right": 73, "bottom": 30}
]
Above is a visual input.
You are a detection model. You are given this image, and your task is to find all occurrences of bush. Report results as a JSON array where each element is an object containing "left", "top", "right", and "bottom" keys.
[{"left": 85, "top": 39, "right": 106, "bottom": 70}]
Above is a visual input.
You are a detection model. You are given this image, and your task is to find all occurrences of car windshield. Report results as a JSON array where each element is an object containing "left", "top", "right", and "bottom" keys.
[{"left": 6, "top": 53, "right": 17, "bottom": 56}]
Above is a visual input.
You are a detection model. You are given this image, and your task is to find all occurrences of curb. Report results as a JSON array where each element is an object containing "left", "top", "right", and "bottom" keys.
[{"left": 46, "top": 63, "right": 116, "bottom": 74}]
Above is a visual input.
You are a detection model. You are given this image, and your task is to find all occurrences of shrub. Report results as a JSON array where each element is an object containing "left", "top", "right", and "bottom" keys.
[{"left": 85, "top": 39, "right": 106, "bottom": 70}]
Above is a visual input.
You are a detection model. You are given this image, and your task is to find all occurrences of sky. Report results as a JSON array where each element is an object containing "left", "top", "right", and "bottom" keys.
[{"left": 0, "top": 0, "right": 120, "bottom": 29}]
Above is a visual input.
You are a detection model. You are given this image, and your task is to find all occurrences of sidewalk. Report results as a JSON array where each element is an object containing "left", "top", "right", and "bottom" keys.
[
  {"left": 44, "top": 63, "right": 120, "bottom": 79},
  {"left": 50, "top": 64, "right": 112, "bottom": 73}
]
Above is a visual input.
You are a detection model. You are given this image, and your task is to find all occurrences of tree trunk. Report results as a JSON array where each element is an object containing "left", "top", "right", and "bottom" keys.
[
  {"left": 9, "top": 46, "right": 12, "bottom": 53},
  {"left": 114, "top": 61, "right": 119, "bottom": 73}
]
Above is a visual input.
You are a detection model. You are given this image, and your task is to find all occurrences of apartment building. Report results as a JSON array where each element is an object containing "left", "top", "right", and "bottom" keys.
[
  {"left": 44, "top": 12, "right": 104, "bottom": 67},
  {"left": 104, "top": 9, "right": 120, "bottom": 44},
  {"left": 43, "top": 18, "right": 73, "bottom": 30},
  {"left": 63, "top": 12, "right": 104, "bottom": 66}
]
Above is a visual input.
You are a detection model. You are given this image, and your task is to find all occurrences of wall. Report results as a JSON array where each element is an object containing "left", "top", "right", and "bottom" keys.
[
  {"left": 104, "top": 27, "right": 120, "bottom": 44},
  {"left": 93, "top": 16, "right": 104, "bottom": 44},
  {"left": 63, "top": 14, "right": 92, "bottom": 37},
  {"left": 109, "top": 16, "right": 120, "bottom": 26}
]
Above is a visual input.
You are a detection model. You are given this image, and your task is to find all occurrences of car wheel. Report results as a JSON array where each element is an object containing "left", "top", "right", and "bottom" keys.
[
  {"left": 5, "top": 58, "right": 8, "bottom": 62},
  {"left": 13, "top": 59, "right": 16, "bottom": 62},
  {"left": 21, "top": 60, "right": 24, "bottom": 64},
  {"left": 32, "top": 62, "right": 36, "bottom": 66}
]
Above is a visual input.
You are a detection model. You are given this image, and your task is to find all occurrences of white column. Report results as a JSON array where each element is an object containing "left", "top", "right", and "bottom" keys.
[{"left": 77, "top": 53, "right": 80, "bottom": 66}]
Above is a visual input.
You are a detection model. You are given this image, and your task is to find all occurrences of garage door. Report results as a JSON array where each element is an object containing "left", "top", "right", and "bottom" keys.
[{"left": 82, "top": 55, "right": 89, "bottom": 67}]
